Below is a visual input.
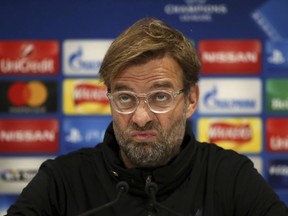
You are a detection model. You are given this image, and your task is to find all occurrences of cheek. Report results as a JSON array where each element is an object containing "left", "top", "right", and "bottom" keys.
[
  {"left": 112, "top": 111, "right": 131, "bottom": 129},
  {"left": 156, "top": 114, "right": 177, "bottom": 131},
  {"left": 158, "top": 103, "right": 187, "bottom": 130}
]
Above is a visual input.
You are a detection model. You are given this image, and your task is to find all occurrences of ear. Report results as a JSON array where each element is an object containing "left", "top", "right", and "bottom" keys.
[{"left": 185, "top": 84, "right": 199, "bottom": 119}]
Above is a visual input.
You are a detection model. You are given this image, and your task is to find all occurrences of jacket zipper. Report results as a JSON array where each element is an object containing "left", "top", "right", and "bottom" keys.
[{"left": 146, "top": 175, "right": 152, "bottom": 185}]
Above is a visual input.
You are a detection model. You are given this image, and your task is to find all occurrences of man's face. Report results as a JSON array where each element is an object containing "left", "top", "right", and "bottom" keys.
[{"left": 109, "top": 56, "right": 198, "bottom": 168}]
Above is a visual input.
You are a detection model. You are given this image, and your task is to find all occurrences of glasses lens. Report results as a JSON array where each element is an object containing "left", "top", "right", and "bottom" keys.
[
  {"left": 113, "top": 92, "right": 137, "bottom": 112},
  {"left": 148, "top": 91, "right": 173, "bottom": 112},
  {"left": 108, "top": 89, "right": 182, "bottom": 114}
]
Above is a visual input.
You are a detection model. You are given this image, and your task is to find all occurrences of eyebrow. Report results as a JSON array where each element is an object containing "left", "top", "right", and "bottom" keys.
[
  {"left": 112, "top": 81, "right": 175, "bottom": 92},
  {"left": 151, "top": 81, "right": 174, "bottom": 90},
  {"left": 113, "top": 84, "right": 133, "bottom": 92}
]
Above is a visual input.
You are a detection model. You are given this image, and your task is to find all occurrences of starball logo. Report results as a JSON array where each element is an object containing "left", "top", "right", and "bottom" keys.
[
  {"left": 198, "top": 40, "right": 261, "bottom": 74},
  {"left": 0, "top": 41, "right": 59, "bottom": 75}
]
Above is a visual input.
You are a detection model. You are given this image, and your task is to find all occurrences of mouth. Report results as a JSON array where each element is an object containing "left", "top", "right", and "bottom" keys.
[{"left": 130, "top": 131, "right": 157, "bottom": 141}]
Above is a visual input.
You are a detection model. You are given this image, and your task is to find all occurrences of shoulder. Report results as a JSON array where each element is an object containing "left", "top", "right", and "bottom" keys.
[
  {"left": 194, "top": 141, "right": 255, "bottom": 182},
  {"left": 40, "top": 145, "right": 105, "bottom": 175},
  {"left": 195, "top": 141, "right": 250, "bottom": 166},
  {"left": 194, "top": 142, "right": 288, "bottom": 215}
]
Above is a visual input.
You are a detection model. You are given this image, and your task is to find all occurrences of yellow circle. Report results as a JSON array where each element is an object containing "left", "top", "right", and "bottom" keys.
[{"left": 27, "top": 81, "right": 48, "bottom": 107}]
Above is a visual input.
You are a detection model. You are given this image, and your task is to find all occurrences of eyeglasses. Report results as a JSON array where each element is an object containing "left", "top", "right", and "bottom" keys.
[{"left": 106, "top": 89, "right": 184, "bottom": 114}]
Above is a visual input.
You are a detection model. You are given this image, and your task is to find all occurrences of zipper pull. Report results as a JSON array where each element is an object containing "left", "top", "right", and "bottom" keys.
[{"left": 146, "top": 175, "right": 152, "bottom": 185}]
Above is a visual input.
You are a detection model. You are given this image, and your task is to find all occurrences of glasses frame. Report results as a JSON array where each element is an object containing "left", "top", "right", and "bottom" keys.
[{"left": 106, "top": 89, "right": 185, "bottom": 114}]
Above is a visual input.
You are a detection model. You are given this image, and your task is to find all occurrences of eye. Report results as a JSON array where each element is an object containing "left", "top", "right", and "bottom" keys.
[
  {"left": 150, "top": 92, "right": 171, "bottom": 103},
  {"left": 118, "top": 93, "right": 134, "bottom": 104},
  {"left": 155, "top": 92, "right": 169, "bottom": 101}
]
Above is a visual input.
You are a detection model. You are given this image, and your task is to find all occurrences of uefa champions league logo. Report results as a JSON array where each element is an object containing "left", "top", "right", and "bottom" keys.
[{"left": 184, "top": 0, "right": 206, "bottom": 4}]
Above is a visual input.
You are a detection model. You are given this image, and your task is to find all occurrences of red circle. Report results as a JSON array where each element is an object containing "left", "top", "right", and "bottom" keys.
[{"left": 8, "top": 82, "right": 31, "bottom": 106}]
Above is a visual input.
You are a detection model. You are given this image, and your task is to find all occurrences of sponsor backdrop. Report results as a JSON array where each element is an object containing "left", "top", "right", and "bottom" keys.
[{"left": 0, "top": 0, "right": 288, "bottom": 213}]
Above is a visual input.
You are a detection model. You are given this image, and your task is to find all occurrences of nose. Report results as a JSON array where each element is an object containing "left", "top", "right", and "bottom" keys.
[{"left": 131, "top": 100, "right": 153, "bottom": 127}]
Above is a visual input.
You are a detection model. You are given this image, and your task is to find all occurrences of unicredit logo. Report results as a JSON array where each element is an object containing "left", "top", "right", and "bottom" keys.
[
  {"left": 0, "top": 57, "right": 54, "bottom": 73},
  {"left": 267, "top": 118, "right": 288, "bottom": 152},
  {"left": 73, "top": 83, "right": 108, "bottom": 105},
  {"left": 0, "top": 41, "right": 59, "bottom": 75},
  {"left": 199, "top": 40, "right": 261, "bottom": 74},
  {"left": 269, "top": 136, "right": 288, "bottom": 151},
  {"left": 208, "top": 122, "right": 252, "bottom": 143},
  {"left": 8, "top": 81, "right": 47, "bottom": 107}
]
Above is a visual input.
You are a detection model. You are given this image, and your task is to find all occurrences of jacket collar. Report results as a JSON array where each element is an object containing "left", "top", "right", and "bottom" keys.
[{"left": 101, "top": 122, "right": 197, "bottom": 198}]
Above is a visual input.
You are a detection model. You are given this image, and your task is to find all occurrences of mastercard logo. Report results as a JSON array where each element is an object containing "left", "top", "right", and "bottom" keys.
[{"left": 8, "top": 81, "right": 48, "bottom": 107}]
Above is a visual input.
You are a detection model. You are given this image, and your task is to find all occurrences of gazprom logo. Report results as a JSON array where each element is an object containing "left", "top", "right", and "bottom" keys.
[
  {"left": 68, "top": 47, "right": 101, "bottom": 71},
  {"left": 199, "top": 78, "right": 261, "bottom": 114},
  {"left": 63, "top": 40, "right": 112, "bottom": 76},
  {"left": 203, "top": 86, "right": 256, "bottom": 109}
]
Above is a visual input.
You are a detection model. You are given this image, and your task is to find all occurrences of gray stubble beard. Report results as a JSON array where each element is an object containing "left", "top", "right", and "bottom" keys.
[{"left": 113, "top": 112, "right": 187, "bottom": 168}]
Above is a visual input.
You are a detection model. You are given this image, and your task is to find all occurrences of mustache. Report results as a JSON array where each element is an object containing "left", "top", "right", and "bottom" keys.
[{"left": 130, "top": 121, "right": 157, "bottom": 131}]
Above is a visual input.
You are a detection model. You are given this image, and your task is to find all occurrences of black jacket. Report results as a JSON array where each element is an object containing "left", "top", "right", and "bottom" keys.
[{"left": 6, "top": 123, "right": 288, "bottom": 216}]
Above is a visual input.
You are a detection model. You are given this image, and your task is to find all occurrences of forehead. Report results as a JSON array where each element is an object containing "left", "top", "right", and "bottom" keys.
[{"left": 111, "top": 56, "right": 184, "bottom": 91}]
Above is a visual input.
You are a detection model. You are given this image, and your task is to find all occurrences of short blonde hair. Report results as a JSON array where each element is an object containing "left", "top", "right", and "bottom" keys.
[{"left": 99, "top": 17, "right": 201, "bottom": 90}]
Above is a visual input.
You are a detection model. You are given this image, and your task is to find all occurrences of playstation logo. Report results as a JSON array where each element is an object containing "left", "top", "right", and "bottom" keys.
[
  {"left": 268, "top": 49, "right": 285, "bottom": 65},
  {"left": 265, "top": 40, "right": 288, "bottom": 72},
  {"left": 65, "top": 127, "right": 83, "bottom": 143}
]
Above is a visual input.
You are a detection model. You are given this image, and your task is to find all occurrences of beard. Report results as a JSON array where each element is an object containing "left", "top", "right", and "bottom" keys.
[{"left": 113, "top": 111, "right": 187, "bottom": 168}]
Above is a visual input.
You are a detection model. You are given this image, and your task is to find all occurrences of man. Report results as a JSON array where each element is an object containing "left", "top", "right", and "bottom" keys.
[{"left": 6, "top": 18, "right": 288, "bottom": 216}]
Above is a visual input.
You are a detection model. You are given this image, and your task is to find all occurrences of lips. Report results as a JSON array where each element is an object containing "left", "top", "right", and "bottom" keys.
[{"left": 130, "top": 131, "right": 157, "bottom": 140}]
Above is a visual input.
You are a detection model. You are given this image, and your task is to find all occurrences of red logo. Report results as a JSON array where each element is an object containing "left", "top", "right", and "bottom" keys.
[
  {"left": 0, "top": 119, "right": 59, "bottom": 153},
  {"left": 74, "top": 83, "right": 108, "bottom": 105},
  {"left": 199, "top": 40, "right": 261, "bottom": 74},
  {"left": 8, "top": 81, "right": 47, "bottom": 107},
  {"left": 0, "top": 41, "right": 59, "bottom": 75},
  {"left": 267, "top": 118, "right": 288, "bottom": 152},
  {"left": 209, "top": 122, "right": 252, "bottom": 143}
]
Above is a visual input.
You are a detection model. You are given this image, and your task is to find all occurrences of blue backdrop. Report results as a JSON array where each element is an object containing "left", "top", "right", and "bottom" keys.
[{"left": 0, "top": 0, "right": 288, "bottom": 213}]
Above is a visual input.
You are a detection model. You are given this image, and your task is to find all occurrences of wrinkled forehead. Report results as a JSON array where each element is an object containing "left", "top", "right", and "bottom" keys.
[{"left": 110, "top": 56, "right": 184, "bottom": 92}]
